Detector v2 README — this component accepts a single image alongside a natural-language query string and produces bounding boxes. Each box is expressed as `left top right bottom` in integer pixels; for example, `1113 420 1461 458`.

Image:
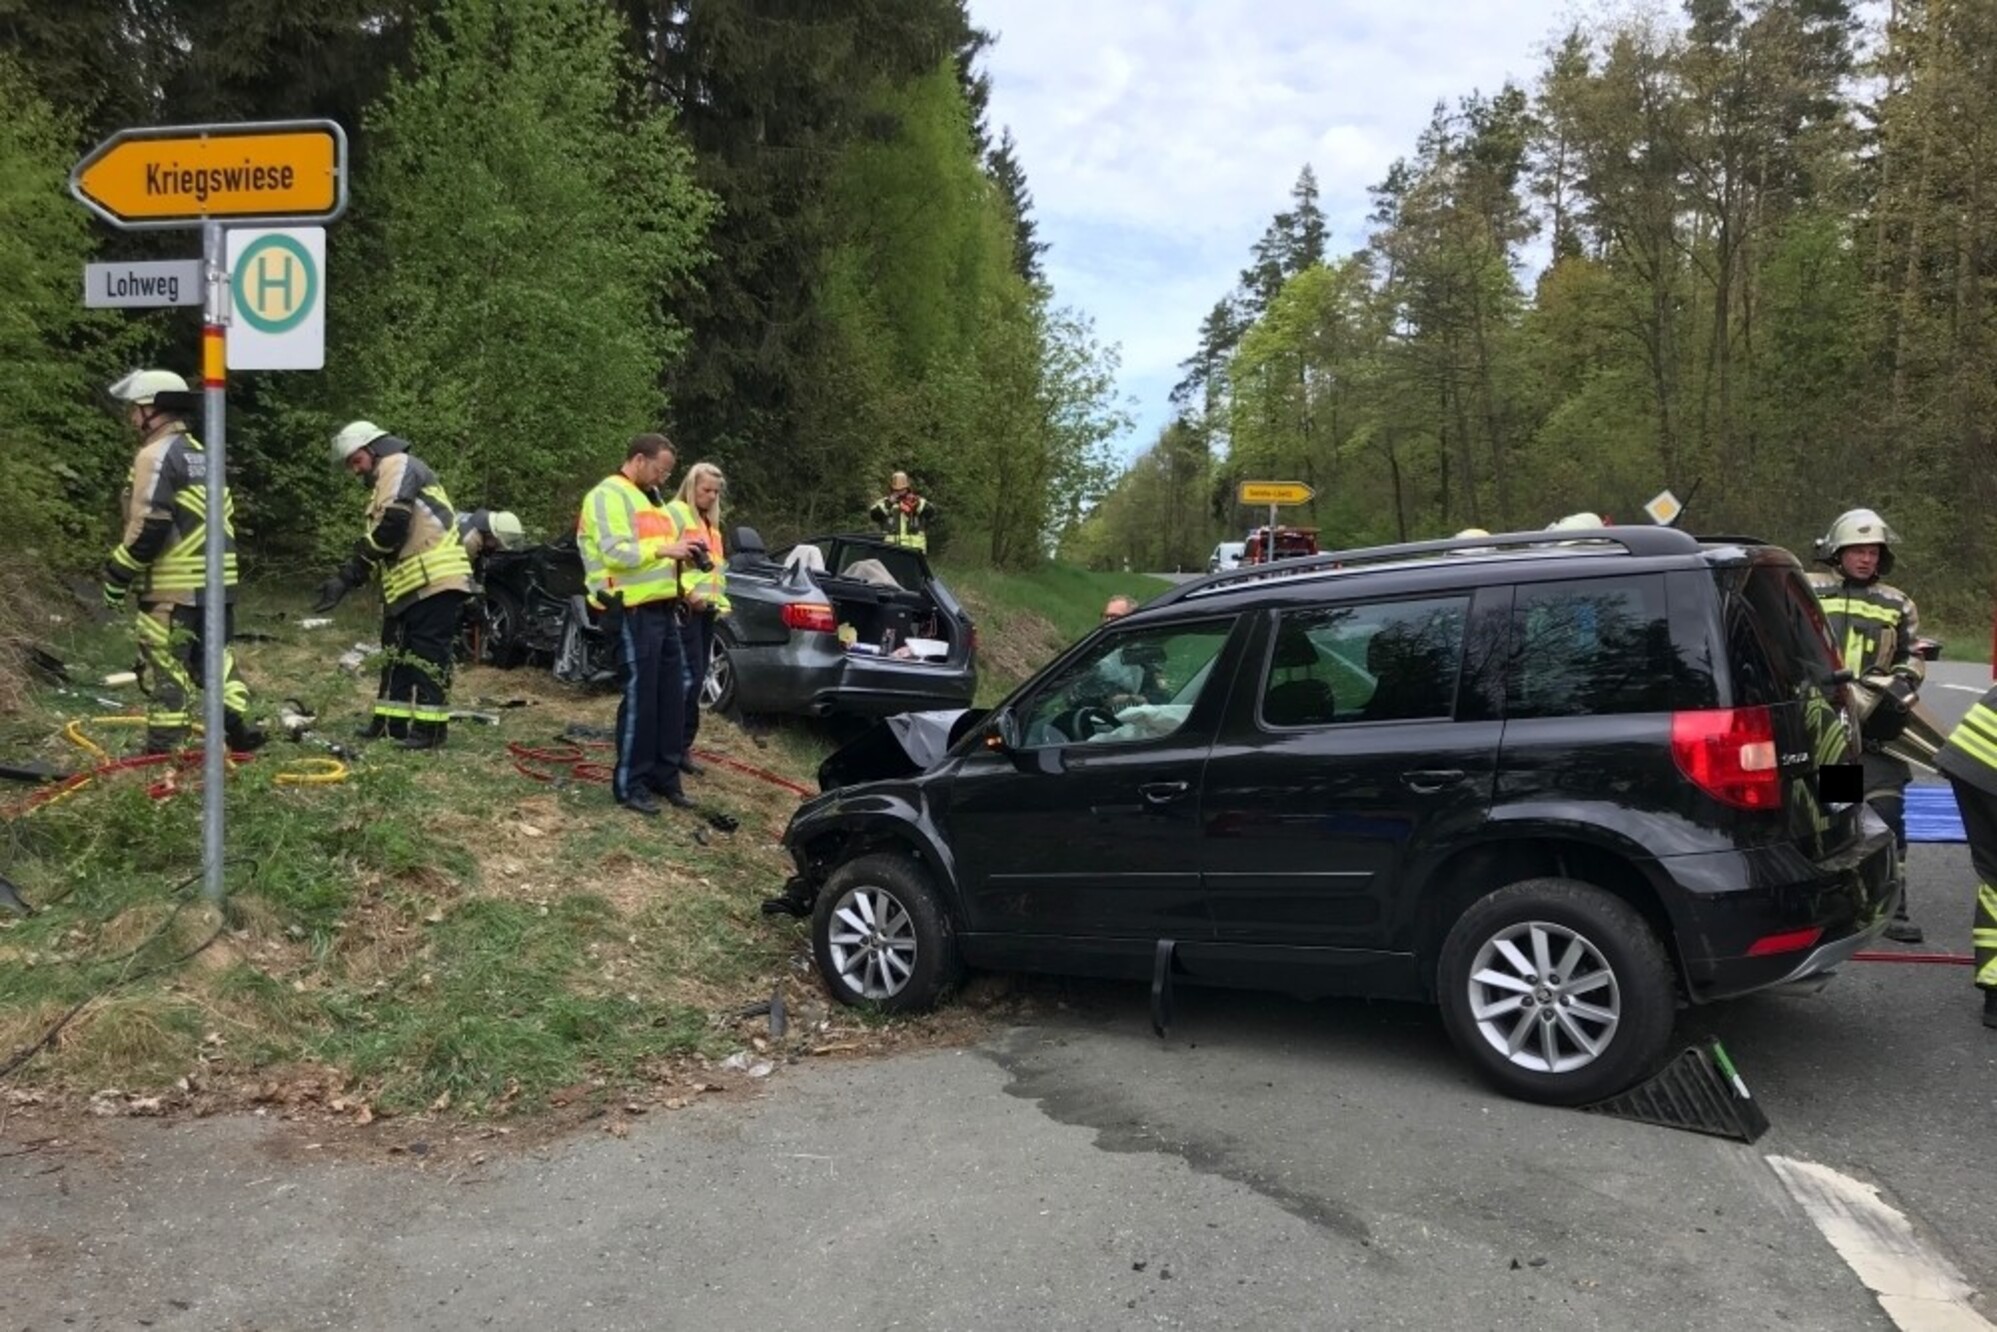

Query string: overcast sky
972 0 1580 458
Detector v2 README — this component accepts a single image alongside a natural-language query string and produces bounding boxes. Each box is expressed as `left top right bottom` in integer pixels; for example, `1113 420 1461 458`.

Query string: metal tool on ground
1582 1040 1770 1143
0 873 33 917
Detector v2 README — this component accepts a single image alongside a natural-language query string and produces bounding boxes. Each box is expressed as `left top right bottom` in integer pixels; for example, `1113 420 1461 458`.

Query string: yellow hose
56 715 348 789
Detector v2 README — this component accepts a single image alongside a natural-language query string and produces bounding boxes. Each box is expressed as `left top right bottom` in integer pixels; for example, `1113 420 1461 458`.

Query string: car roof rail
1153 525 1704 607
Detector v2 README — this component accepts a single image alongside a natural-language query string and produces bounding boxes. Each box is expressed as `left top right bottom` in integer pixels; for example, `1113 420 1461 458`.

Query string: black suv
778 528 1897 1104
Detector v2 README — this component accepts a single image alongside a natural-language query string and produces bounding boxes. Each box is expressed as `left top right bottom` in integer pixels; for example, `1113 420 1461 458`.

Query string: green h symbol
254 254 295 311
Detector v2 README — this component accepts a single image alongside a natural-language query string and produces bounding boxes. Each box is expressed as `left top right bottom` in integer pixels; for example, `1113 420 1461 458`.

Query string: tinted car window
1722 563 1842 704
1260 596 1469 727
1021 619 1233 747
1508 575 1712 717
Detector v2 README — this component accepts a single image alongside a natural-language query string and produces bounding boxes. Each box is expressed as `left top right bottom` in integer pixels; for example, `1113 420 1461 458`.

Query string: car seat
1263 626 1336 726
1361 626 1452 721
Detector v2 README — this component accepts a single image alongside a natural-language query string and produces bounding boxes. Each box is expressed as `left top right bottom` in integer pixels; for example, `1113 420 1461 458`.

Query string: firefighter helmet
108 369 191 407
1814 508 1899 576
330 420 389 464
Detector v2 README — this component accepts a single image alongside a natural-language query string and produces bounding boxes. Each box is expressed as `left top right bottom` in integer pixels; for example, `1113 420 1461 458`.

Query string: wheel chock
1581 1039 1770 1143
1151 938 1176 1038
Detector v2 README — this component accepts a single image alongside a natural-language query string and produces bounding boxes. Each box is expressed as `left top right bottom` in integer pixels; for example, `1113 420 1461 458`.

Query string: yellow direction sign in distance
1238 481 1315 506
70 120 347 230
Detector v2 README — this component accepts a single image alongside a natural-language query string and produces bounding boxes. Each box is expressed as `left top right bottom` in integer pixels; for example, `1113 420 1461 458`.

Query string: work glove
311 576 351 614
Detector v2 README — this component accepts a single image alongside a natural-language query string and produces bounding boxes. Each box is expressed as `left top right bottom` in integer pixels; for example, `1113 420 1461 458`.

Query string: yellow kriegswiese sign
1238 481 1315 506
70 121 346 230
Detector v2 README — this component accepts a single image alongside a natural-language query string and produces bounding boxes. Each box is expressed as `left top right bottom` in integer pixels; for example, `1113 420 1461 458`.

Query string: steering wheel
1052 704 1119 742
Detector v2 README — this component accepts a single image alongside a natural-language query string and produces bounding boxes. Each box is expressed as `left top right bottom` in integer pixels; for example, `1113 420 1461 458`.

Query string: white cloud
972 0 1573 453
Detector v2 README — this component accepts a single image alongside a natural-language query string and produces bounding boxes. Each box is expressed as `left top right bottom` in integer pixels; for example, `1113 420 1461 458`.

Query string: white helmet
489 511 527 550
1814 508 1899 576
108 369 191 406
331 420 389 464
1546 511 1606 533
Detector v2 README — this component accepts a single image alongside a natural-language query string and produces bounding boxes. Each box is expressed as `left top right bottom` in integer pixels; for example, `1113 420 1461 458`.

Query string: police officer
102 370 263 755
868 471 937 551
1809 508 1926 942
664 462 730 775
578 434 696 816
1932 683 1997 1029
314 421 473 750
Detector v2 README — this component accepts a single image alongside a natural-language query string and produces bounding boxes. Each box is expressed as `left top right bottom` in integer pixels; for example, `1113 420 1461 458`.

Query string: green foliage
329 0 715 543
0 57 137 564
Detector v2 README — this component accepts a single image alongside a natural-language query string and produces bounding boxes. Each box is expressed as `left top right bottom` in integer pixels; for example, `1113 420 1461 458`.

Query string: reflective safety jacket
579 473 681 609
868 490 935 551
1938 684 1997 798
664 498 730 614
360 440 472 614
1807 572 1924 683
104 427 238 607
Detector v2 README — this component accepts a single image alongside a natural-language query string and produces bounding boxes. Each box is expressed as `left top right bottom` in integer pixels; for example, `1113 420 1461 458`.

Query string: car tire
812 852 960 1014
702 630 737 714
478 586 526 667
1436 877 1675 1106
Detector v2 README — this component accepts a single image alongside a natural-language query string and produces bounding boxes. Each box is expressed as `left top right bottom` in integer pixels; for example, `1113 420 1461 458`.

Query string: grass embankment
0 561 1153 1120
938 563 1172 704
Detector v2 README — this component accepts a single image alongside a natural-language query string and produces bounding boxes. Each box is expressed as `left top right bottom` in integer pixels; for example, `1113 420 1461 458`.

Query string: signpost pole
199 219 228 907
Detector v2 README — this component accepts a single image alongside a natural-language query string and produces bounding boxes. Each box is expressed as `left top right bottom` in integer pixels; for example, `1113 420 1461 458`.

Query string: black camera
685 541 714 573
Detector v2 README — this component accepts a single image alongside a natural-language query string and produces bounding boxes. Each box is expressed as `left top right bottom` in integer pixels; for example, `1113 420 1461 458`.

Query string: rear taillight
782 602 838 634
1671 706 1781 810
966 625 978 658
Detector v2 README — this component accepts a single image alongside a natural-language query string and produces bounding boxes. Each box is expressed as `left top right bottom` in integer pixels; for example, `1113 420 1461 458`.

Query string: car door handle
1403 769 1467 795
1140 780 1190 805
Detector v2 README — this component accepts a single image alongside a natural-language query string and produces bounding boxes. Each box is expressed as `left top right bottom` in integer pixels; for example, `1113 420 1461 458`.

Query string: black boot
1983 990 1997 1030
225 714 267 753
398 721 447 751
354 716 388 740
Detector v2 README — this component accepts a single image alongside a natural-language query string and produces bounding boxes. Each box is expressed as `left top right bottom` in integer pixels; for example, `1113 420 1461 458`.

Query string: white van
1208 541 1246 573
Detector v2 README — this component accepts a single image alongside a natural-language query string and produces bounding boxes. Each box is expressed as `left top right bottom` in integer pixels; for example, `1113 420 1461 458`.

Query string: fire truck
1242 526 1319 565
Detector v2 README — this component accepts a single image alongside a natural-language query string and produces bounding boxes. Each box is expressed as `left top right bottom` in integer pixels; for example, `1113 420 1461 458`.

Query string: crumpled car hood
816 709 982 791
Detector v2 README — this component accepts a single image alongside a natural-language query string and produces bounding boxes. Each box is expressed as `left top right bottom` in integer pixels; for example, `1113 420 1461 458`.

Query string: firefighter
868 471 937 551
1809 508 1926 942
455 509 526 566
102 370 263 755
579 434 697 816
664 462 731 775
313 422 473 750
1931 683 1997 1029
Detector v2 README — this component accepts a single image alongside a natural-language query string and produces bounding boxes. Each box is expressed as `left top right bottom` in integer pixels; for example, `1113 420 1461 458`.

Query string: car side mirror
982 708 1020 754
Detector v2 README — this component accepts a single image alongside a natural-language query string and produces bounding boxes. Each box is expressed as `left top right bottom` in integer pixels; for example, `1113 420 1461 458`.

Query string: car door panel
940 614 1249 943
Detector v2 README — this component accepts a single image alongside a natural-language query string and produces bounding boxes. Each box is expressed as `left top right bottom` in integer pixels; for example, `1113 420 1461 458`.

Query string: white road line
1767 1155 1994 1331
1937 684 1990 695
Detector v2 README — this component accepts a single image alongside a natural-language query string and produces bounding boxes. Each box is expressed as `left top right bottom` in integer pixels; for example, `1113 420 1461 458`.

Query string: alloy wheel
824 884 918 1001
1466 920 1621 1074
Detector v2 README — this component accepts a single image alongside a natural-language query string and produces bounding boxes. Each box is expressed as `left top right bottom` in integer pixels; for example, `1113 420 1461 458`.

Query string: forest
0 0 1125 576
1066 0 1997 627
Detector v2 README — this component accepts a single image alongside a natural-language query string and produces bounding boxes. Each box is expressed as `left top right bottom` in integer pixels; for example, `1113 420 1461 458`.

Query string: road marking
1937 684 1990 695
1767 1156 1993 1331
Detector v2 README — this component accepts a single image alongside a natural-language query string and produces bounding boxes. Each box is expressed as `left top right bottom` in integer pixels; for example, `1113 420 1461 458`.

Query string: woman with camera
666 462 731 773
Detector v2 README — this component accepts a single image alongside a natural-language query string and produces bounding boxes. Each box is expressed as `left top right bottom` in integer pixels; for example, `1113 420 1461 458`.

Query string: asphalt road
6 830 1990 1331
6 652 1989 1331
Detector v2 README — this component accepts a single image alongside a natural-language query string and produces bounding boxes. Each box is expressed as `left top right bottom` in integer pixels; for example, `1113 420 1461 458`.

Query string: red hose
507 739 811 799
3 748 257 818
1852 950 1975 966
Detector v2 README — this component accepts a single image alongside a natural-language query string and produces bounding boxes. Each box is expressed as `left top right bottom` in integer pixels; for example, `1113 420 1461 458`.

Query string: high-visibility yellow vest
109 431 239 606
1939 684 1997 795
364 449 472 612
579 474 681 608
665 498 730 613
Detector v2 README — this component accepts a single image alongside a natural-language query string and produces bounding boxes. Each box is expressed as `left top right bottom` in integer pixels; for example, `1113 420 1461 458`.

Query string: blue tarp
1906 783 1967 843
